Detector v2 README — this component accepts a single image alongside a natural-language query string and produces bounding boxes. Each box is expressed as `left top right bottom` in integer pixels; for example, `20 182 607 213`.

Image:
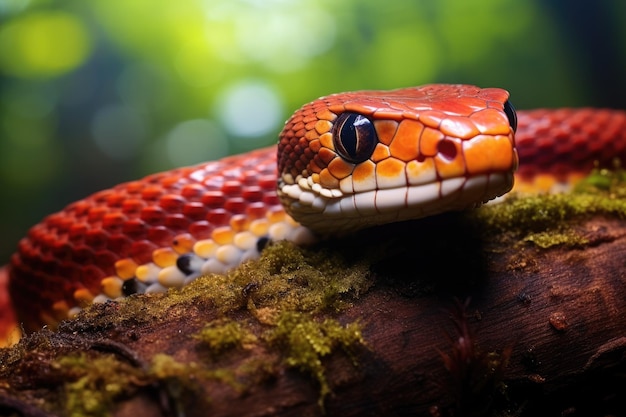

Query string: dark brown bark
1 195 625 417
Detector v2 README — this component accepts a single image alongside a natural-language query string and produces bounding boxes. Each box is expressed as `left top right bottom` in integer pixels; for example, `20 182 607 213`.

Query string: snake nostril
437 139 457 160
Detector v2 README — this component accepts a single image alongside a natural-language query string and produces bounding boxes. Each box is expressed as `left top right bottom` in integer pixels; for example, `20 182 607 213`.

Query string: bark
1 190 625 417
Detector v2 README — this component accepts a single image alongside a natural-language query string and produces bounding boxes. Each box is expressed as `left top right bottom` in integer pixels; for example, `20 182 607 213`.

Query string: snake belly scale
6 84 626 332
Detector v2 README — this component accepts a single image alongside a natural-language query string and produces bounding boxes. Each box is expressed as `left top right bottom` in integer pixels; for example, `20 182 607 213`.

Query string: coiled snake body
6 84 626 332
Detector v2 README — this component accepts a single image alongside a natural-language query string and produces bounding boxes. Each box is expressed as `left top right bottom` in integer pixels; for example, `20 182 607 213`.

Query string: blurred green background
1 0 625 264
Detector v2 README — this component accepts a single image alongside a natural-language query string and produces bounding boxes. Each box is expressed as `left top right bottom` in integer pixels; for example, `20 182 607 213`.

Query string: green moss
57 353 144 417
265 311 365 406
474 167 626 247
193 318 258 355
149 352 240 391
56 352 242 417
523 230 588 248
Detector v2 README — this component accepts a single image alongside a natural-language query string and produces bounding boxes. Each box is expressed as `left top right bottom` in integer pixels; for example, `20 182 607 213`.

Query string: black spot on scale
176 253 196 275
256 236 270 253
122 278 146 296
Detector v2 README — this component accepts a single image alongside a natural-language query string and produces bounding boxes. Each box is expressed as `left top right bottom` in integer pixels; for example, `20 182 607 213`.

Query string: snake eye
504 100 517 133
332 112 378 164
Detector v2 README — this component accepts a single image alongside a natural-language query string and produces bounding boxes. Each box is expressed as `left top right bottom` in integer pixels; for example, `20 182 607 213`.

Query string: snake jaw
278 171 514 235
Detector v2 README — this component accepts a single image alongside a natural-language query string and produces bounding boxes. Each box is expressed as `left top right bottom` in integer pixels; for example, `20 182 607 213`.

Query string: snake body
6 84 626 332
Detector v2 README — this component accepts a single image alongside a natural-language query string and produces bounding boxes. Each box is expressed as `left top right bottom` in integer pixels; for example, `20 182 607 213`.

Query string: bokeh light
0 11 92 78
91 105 146 161
216 81 283 138
165 119 229 167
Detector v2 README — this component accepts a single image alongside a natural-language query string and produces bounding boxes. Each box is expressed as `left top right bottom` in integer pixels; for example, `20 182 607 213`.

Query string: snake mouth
279 170 514 235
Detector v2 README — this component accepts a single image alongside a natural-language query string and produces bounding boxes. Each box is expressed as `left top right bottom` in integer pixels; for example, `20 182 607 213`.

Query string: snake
4 84 626 333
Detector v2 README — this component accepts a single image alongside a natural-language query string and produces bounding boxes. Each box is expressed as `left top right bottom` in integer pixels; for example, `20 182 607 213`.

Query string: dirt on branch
1 173 626 417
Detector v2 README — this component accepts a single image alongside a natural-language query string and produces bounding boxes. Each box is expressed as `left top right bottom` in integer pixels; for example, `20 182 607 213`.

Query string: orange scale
372 108 404 121
301 108 316 118
315 108 337 121
305 129 319 140
305 121 318 131
375 158 407 187
309 160 323 174
371 143 390 162
289 114 303 125
388 120 423 162
328 103 347 114
418 111 447 129
317 147 336 165
319 169 340 189
464 134 516 175
152 247 178 268
292 121 305 131
74 288 94 305
439 116 480 140
172 233 195 254
420 127 444 157
308 139 322 153
434 139 466 179
267 207 287 223
114 258 138 279
374 120 399 145
230 214 250 232
343 102 379 115
319 132 333 149
328 157 354 180
469 108 511 135
212 226 234 245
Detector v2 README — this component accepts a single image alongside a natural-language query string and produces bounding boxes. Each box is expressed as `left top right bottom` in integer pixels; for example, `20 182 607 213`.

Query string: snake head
277 84 518 234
